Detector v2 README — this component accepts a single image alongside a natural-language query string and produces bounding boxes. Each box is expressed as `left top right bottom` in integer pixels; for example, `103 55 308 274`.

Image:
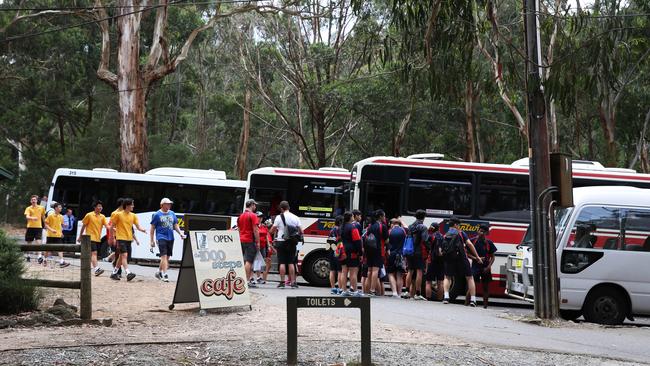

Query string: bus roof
573 186 650 207
51 168 246 188
248 167 351 180
352 156 650 183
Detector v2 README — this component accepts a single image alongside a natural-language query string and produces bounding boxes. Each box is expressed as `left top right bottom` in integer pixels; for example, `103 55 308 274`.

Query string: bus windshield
520 207 572 248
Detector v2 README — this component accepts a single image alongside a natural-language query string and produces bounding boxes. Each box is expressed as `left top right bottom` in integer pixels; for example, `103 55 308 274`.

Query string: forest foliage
1 0 649 221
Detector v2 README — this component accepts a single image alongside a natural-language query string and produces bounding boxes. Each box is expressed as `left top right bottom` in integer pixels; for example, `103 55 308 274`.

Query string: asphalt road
81 260 650 363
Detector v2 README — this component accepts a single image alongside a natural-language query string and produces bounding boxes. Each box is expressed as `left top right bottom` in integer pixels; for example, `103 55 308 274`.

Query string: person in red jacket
255 212 272 284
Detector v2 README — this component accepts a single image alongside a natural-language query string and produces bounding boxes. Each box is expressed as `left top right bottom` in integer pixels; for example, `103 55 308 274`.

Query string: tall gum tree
3 0 309 172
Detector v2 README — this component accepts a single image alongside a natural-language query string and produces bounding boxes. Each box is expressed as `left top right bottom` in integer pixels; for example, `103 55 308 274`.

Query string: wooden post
80 235 92 320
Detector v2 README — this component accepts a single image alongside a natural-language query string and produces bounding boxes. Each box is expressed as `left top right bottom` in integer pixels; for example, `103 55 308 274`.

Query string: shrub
0 230 40 314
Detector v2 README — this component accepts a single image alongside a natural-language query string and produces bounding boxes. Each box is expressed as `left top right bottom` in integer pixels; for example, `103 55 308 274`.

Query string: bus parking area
1 259 648 365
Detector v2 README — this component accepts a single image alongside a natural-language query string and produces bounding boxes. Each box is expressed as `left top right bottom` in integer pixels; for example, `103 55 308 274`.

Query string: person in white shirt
269 201 303 288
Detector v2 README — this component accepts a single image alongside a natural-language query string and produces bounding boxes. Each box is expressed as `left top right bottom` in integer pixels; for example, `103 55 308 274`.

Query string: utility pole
523 0 559 319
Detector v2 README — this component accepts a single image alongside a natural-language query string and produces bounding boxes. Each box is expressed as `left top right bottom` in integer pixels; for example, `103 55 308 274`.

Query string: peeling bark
235 89 252 180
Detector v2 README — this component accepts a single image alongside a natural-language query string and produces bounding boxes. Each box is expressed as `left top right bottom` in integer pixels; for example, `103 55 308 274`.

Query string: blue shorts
158 239 173 257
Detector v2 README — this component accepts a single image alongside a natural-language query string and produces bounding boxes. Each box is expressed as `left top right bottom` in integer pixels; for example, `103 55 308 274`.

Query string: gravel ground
0 339 642 365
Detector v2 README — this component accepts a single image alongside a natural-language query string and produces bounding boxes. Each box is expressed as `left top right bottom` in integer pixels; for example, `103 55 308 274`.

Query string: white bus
350 155 650 299
48 167 246 262
245 167 351 286
507 186 650 324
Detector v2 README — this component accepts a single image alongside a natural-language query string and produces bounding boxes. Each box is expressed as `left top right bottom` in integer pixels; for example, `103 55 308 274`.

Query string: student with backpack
363 210 389 297
338 211 363 296
406 209 429 300
441 217 483 306
269 201 303 288
472 224 497 308
327 215 344 294
425 222 445 301
387 218 407 298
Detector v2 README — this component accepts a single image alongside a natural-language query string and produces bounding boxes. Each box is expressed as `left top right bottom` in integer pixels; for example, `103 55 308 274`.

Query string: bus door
362 182 402 220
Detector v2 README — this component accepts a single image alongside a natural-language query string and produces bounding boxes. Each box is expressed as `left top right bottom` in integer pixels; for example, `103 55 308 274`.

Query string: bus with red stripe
349 154 650 299
245 167 351 286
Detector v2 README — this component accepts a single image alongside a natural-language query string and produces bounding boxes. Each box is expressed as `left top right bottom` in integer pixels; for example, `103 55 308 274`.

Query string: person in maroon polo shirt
237 199 260 287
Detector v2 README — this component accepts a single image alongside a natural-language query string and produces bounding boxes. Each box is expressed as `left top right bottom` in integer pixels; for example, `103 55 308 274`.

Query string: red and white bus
350 154 650 298
245 167 351 286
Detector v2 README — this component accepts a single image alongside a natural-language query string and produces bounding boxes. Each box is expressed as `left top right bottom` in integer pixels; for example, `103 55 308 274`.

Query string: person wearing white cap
150 197 185 282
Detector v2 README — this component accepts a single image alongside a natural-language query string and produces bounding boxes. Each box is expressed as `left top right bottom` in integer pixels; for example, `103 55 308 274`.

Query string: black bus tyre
559 309 582 321
302 252 330 287
583 287 626 325
448 275 467 301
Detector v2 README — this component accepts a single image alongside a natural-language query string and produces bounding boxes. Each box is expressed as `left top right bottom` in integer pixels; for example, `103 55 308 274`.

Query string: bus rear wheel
583 287 626 325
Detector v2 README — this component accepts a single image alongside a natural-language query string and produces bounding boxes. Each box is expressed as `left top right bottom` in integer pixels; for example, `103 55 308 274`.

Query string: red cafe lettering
201 269 246 300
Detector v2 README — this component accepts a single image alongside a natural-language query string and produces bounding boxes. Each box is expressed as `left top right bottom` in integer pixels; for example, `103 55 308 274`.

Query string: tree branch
94 0 117 89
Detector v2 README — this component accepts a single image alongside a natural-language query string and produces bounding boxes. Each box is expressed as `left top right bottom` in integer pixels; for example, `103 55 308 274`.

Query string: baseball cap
245 199 258 208
160 198 173 205
479 223 490 232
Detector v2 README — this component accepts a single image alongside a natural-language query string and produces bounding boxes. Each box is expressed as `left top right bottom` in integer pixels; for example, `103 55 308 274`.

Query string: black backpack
441 230 464 258
281 214 302 243
364 225 378 251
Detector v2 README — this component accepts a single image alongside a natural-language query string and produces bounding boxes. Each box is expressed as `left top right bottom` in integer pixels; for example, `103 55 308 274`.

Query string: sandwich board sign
170 214 251 311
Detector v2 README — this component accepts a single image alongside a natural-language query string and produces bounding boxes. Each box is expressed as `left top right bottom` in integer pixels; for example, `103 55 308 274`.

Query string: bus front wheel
301 252 330 287
583 287 627 325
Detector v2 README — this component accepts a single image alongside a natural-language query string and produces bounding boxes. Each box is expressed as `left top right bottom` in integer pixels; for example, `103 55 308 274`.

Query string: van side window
567 206 621 250
623 209 650 252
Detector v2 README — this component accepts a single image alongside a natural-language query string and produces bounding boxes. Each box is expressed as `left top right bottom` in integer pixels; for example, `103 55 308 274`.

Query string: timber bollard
80 235 92 320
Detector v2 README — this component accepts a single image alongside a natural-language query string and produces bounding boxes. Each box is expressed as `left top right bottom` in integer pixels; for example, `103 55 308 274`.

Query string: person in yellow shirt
78 201 110 276
44 202 70 268
110 198 146 281
107 198 124 277
24 195 46 263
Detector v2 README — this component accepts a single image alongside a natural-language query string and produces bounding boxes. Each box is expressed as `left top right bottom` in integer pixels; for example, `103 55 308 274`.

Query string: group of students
24 195 184 284
327 209 497 308
237 199 301 289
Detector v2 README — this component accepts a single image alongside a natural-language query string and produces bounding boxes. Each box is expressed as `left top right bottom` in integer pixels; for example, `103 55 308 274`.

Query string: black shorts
425 257 445 282
25 228 42 242
386 252 405 274
473 268 492 283
328 250 341 272
444 257 472 278
91 241 100 252
407 255 425 271
275 240 296 266
241 242 257 263
46 236 62 244
360 263 368 277
158 239 174 257
117 240 132 254
366 252 384 268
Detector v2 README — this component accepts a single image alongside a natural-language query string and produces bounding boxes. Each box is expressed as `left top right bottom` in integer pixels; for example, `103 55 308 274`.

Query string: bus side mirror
550 153 574 208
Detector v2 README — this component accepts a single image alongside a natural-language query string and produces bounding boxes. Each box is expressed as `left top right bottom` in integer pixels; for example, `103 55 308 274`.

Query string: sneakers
469 301 477 307
392 294 401 299
340 290 351 296
126 273 136 282
37 257 44 265
163 274 169 282
352 290 363 297
257 277 266 284
110 273 120 281
94 268 104 276
443 297 450 304
248 281 258 288
59 261 70 268
290 282 299 289
277 282 285 288
330 288 339 295
400 291 409 299
155 272 162 280
413 295 426 301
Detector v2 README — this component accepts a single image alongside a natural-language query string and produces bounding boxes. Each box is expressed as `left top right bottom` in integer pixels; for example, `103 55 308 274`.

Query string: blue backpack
402 235 415 256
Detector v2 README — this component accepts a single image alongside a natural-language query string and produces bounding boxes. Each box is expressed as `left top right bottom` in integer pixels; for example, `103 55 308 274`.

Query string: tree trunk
464 80 477 162
598 99 617 166
196 82 208 154
235 89 252 180
393 92 415 157
117 5 148 173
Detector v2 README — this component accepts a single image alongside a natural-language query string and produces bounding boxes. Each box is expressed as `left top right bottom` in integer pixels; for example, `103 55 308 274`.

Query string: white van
506 186 650 324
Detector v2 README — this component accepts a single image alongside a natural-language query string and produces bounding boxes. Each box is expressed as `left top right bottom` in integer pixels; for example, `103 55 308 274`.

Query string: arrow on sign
344 298 351 307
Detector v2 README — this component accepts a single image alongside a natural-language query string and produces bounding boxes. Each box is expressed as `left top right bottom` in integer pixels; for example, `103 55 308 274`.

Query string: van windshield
520 207 572 247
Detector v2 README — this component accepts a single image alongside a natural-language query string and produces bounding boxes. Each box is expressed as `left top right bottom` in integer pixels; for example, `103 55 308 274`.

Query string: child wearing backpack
328 215 344 294
338 211 363 296
442 217 483 306
425 222 445 301
406 209 429 300
363 210 389 296
387 218 407 298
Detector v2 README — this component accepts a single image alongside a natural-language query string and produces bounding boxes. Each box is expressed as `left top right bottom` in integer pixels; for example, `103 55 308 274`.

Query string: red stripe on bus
370 159 650 182
273 169 351 179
